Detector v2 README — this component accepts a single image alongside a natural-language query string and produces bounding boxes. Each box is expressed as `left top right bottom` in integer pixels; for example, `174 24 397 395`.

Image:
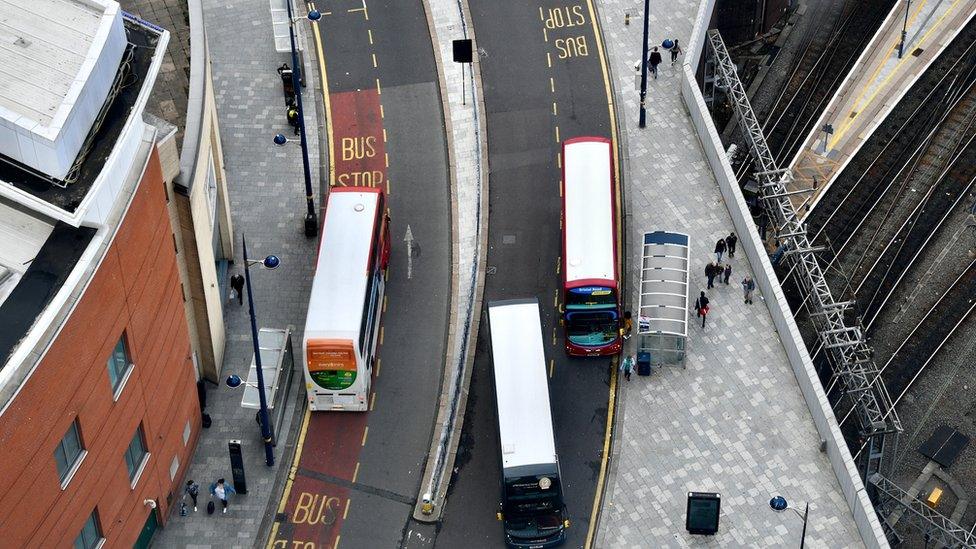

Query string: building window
106 335 133 397
74 509 102 549
124 426 149 485
54 420 85 486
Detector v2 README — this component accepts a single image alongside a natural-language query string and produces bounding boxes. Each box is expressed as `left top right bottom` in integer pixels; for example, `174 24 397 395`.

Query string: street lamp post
898 0 911 59
770 495 809 548
239 235 280 466
284 2 321 237
638 0 650 128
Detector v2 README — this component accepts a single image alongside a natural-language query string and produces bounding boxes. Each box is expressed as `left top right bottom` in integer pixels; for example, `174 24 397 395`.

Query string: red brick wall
0 148 201 547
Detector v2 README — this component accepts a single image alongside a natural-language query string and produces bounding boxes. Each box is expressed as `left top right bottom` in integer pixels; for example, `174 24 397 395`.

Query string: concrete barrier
680 1 889 546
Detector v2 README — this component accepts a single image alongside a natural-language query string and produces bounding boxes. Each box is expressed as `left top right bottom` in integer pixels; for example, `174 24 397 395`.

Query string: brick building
0 1 200 546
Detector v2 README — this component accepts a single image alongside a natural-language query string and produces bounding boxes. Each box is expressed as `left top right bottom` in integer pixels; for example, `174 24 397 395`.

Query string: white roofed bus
303 187 390 411
561 137 621 357
487 299 569 548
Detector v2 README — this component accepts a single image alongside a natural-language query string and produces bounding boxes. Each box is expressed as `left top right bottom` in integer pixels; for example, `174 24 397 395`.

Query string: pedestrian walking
723 263 732 285
742 276 756 304
210 478 236 514
705 262 718 289
694 291 710 328
670 38 682 66
229 273 245 306
622 310 633 340
184 480 200 512
714 238 727 263
620 355 634 381
725 232 738 258
649 47 662 79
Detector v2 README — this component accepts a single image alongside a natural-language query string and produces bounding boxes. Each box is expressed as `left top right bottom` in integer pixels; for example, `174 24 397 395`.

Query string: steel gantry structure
703 29 901 473
870 474 976 548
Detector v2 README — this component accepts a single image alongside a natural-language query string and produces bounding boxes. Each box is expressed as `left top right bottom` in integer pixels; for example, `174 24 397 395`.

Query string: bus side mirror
496 512 504 521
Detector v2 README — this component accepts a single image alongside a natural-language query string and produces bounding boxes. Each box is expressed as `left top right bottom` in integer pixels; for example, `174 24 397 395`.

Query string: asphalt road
270 1 450 548
433 1 615 547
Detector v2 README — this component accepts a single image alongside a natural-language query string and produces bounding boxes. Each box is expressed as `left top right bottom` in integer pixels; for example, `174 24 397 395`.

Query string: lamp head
307 9 321 21
769 496 788 512
262 255 281 270
226 374 243 388
273 134 288 146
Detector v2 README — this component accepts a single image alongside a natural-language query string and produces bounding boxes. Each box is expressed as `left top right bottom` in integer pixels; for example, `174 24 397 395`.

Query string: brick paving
594 0 864 546
151 0 323 546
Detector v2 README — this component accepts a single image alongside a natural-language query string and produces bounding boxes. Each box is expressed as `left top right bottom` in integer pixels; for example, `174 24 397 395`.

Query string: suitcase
207 501 215 515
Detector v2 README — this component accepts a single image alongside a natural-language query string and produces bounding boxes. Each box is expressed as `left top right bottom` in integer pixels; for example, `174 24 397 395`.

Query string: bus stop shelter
241 326 296 445
637 231 690 368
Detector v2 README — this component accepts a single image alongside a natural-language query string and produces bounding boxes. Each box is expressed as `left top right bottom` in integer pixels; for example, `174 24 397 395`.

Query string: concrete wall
680 1 889 547
0 149 201 546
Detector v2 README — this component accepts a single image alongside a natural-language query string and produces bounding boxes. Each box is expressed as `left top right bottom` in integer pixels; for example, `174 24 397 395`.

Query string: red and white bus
303 187 390 411
561 137 621 356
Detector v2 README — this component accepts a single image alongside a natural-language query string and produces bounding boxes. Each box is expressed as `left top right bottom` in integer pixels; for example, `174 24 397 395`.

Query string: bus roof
563 138 616 285
305 188 381 340
487 299 557 471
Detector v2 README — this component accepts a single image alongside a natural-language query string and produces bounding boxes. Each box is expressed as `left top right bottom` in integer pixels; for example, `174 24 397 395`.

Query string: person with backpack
694 291 710 328
742 276 756 304
210 478 237 514
184 480 200 512
670 38 682 66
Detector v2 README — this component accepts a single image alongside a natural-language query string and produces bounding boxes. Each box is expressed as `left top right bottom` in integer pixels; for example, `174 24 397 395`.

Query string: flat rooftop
0 0 103 126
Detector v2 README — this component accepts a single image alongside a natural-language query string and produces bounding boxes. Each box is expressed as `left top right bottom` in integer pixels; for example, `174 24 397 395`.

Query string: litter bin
637 352 652 376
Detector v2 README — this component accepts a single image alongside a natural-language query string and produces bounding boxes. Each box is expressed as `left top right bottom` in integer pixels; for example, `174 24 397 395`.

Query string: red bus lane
271 88 386 549
331 90 387 191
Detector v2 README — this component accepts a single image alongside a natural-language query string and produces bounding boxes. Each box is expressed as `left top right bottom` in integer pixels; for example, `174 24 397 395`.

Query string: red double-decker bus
561 137 621 356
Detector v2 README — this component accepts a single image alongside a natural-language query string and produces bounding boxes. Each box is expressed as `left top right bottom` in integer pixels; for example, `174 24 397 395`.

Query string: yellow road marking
386 178 390 195
352 462 360 482
556 256 561 274
539 6 544 21
343 498 351 520
368 28 374 45
375 358 381 377
334 536 341 549
383 295 388 312
552 102 558 116
553 289 559 307
372 53 378 68
544 28 549 42
550 77 555 93
552 327 557 346
547 52 552 68
370 391 376 410
308 1 335 187
559 178 562 197
266 406 312 548
584 0 621 546
380 104 385 118
383 128 388 142
376 78 382 95
557 151 561 168
555 125 560 143
379 326 384 344
385 152 389 168
361 426 369 446
549 359 555 378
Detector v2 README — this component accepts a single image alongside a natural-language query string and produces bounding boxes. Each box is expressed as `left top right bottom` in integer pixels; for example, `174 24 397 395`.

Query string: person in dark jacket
694 291 710 328
649 47 663 79
742 276 756 304
714 238 727 262
725 232 738 258
185 480 200 512
705 262 718 289
723 263 732 285
670 39 683 66
230 273 245 306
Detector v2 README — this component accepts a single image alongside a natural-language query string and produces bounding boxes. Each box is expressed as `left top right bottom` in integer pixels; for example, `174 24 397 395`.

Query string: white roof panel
638 232 690 337
305 190 380 340
563 138 615 283
488 299 557 470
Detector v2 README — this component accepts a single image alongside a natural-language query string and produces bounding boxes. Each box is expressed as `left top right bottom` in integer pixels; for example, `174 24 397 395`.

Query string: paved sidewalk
594 0 863 546
790 0 976 212
153 0 323 546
